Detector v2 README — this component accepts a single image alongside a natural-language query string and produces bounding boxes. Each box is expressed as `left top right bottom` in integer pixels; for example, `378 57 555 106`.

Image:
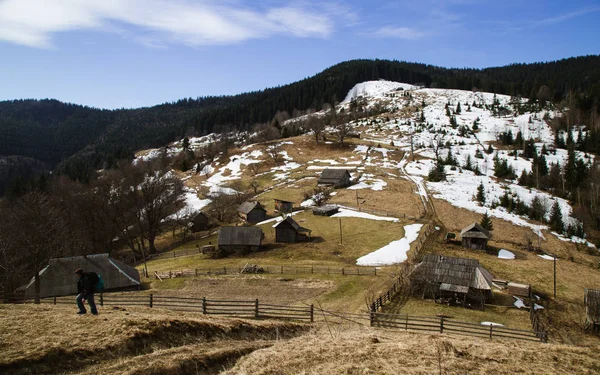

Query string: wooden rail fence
370 223 435 312
153 265 378 279
22 293 314 322
371 312 546 342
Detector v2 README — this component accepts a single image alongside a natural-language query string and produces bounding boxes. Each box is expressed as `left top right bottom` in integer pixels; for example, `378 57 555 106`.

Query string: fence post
255 299 259 319
281 266 283 274
169 271 172 278
489 324 493 339
100 292 103 307
202 297 207 315
374 268 377 276
310 305 314 323
405 314 409 330
173 252 176 258
342 268 345 276
440 317 444 333
224 267 227 275
370 309 375 326
149 294 153 308
53 296 56 305
195 269 198 277
311 266 314 274
357 267 360 276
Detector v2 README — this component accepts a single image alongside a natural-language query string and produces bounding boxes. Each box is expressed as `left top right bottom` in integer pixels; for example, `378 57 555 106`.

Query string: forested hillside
1 56 599 189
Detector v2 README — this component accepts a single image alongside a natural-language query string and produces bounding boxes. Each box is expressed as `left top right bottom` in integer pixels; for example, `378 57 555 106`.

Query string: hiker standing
75 268 98 315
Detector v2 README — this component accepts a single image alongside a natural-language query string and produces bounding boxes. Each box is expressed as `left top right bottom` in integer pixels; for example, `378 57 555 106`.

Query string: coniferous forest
1 56 600 189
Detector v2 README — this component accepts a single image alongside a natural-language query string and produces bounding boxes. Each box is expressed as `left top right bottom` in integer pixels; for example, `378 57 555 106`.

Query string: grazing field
2 304 600 375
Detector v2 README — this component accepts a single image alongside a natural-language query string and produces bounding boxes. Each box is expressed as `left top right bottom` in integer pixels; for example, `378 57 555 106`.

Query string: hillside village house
217 226 263 256
22 254 141 298
274 198 294 213
190 211 210 232
460 223 491 250
274 217 312 243
411 254 494 307
318 169 352 188
237 201 267 224
585 289 600 335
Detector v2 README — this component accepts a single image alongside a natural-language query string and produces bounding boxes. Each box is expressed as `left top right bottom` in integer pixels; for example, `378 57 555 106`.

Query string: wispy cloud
532 6 600 27
0 0 341 48
373 26 425 40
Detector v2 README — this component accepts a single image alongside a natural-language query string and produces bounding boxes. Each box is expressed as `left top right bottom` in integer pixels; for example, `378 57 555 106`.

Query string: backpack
88 272 104 292
95 274 105 292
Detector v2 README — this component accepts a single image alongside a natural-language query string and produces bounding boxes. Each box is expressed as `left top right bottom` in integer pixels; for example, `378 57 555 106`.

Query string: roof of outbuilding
218 226 263 246
318 169 350 182
460 222 491 239
237 201 266 214
411 254 493 290
274 217 311 233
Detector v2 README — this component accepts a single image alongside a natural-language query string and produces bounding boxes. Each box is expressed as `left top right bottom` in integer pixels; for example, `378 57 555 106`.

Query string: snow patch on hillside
343 80 418 103
356 223 423 266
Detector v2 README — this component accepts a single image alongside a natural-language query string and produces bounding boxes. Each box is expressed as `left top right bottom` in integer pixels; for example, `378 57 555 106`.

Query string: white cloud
373 26 425 40
0 0 337 48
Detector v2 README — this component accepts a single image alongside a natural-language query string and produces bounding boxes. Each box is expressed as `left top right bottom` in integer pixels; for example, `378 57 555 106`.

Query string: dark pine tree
480 211 494 231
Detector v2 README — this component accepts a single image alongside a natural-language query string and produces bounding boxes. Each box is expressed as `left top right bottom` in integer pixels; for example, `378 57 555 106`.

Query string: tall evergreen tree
476 182 486 205
480 211 494 231
549 200 564 233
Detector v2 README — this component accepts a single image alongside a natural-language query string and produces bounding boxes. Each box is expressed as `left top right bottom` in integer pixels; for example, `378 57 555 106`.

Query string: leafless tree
305 114 325 144
265 143 284 165
1 192 70 302
209 189 240 222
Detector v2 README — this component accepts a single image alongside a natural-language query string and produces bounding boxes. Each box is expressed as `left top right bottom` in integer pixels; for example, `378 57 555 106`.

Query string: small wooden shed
318 169 351 188
274 198 294 213
217 226 263 256
237 201 267 224
460 223 491 250
274 217 312 243
190 212 210 232
507 282 531 298
584 289 600 335
411 254 494 306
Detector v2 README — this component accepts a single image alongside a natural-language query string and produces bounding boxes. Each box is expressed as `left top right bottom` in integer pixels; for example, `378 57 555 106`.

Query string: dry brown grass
225 325 600 375
0 304 307 375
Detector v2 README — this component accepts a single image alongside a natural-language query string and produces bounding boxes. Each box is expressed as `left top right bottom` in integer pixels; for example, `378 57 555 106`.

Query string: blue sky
0 0 598 109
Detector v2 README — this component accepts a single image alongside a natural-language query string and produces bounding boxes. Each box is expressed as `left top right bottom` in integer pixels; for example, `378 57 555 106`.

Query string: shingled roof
218 226 263 246
237 201 266 215
22 254 140 297
318 169 350 184
460 222 491 239
411 254 493 290
274 216 311 233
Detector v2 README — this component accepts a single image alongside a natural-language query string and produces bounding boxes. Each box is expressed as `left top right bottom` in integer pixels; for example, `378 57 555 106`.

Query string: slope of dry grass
224 326 600 375
0 304 307 375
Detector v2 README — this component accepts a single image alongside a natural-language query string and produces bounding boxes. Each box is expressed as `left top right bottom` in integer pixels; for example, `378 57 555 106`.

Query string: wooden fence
370 223 436 312
27 293 314 322
529 304 549 342
371 312 545 342
154 265 378 279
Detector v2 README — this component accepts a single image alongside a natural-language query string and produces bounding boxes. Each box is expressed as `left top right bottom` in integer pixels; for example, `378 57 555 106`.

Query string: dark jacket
77 273 97 295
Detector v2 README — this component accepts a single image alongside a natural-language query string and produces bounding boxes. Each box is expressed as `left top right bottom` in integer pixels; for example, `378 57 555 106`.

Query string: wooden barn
318 169 351 188
237 201 267 224
217 226 263 256
460 223 491 250
22 254 141 298
274 217 312 243
190 212 210 232
274 198 294 213
411 254 494 307
584 289 600 335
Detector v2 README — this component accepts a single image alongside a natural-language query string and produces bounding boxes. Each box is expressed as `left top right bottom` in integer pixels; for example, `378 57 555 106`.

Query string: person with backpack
75 268 99 315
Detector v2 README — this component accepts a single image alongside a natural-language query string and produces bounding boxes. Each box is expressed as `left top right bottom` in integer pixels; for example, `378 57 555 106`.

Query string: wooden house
584 289 600 335
274 217 311 243
411 254 494 307
217 226 263 256
460 222 491 250
274 198 294 213
318 169 351 188
237 201 267 224
190 212 210 232
22 254 141 298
